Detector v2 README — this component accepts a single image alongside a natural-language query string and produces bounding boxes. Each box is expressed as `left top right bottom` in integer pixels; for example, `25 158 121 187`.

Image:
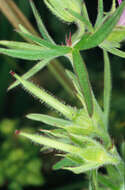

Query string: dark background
0 0 125 189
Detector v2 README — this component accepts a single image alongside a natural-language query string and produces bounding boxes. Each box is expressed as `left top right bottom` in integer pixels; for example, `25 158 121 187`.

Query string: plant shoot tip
15 130 20 135
10 70 15 76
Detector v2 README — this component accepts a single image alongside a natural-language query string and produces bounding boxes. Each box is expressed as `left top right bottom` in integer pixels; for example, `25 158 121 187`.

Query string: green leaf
107 165 122 182
30 0 54 43
39 129 67 138
67 154 85 165
95 0 103 28
17 31 54 48
53 157 78 170
107 27 125 43
66 69 84 99
111 0 116 12
26 113 73 128
82 1 92 28
63 125 93 136
12 73 76 120
100 44 125 58
0 41 43 50
69 134 101 148
95 12 113 31
0 47 70 60
17 31 71 52
103 50 111 129
81 146 119 166
72 50 93 116
26 113 95 137
92 92 105 127
19 131 83 154
0 48 43 60
8 58 52 90
66 70 107 140
66 70 105 124
63 163 100 174
75 1 125 50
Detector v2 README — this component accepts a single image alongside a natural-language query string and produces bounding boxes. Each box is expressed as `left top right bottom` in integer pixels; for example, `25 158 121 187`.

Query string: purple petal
118 0 122 5
117 9 125 26
117 0 125 26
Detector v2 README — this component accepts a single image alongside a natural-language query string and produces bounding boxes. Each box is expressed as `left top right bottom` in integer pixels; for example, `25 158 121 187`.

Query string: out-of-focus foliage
0 119 44 190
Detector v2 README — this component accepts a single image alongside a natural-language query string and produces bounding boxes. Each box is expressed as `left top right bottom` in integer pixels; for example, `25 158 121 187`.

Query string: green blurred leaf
98 174 118 190
8 182 22 190
121 142 125 161
0 119 44 188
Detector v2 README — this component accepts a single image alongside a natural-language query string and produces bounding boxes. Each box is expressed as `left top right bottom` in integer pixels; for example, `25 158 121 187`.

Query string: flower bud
44 0 83 23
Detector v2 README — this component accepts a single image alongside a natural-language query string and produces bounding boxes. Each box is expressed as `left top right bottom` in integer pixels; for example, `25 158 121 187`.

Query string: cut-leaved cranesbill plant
1 0 125 189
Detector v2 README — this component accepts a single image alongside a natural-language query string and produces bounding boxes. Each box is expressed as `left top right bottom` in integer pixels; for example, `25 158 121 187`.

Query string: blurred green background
0 0 125 189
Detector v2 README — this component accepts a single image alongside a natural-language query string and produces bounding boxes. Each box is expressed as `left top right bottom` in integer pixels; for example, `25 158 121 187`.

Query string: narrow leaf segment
8 58 55 90
75 1 125 50
30 0 54 43
72 50 93 116
10 72 76 120
19 131 82 154
100 43 125 58
95 0 104 28
103 50 111 128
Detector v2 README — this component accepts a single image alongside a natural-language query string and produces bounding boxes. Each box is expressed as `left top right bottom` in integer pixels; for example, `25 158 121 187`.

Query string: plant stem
0 0 37 35
92 170 99 190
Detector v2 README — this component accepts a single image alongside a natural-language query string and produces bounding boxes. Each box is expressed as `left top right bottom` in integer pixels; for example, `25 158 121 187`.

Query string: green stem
92 170 99 190
103 50 111 129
